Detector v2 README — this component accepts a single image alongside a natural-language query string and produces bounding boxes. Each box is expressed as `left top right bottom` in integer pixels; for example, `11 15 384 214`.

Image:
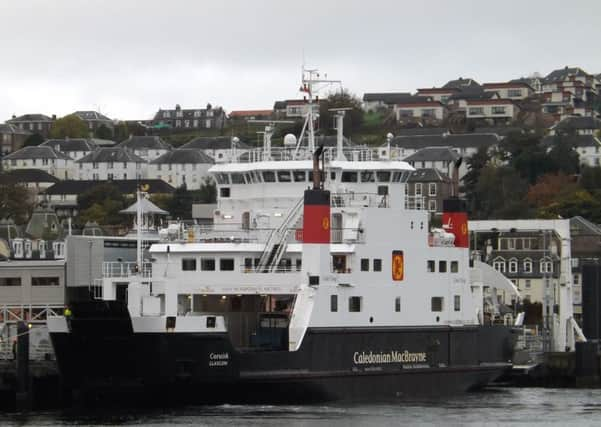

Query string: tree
23 133 45 147
500 132 555 184
113 122 130 142
77 183 128 226
538 190 601 222
318 90 364 134
0 183 36 224
50 114 89 138
547 135 579 175
461 146 490 213
192 178 217 204
167 185 193 219
94 124 113 140
580 166 601 192
472 165 532 219
526 173 579 209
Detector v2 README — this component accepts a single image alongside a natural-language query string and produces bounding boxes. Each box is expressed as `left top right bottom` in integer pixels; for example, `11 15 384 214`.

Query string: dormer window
540 259 553 273
509 259 518 273
523 259 533 273
493 258 506 272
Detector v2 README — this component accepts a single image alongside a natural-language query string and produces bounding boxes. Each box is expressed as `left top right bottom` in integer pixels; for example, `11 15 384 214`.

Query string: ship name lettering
353 350 427 365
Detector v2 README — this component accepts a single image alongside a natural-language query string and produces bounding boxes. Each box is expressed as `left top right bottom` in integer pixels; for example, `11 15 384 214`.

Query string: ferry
47 69 519 403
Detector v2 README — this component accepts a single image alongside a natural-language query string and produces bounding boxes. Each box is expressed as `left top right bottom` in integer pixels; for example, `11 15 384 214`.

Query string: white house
402 147 466 180
388 133 500 160
393 101 446 122
482 82 534 100
1 146 75 179
465 99 519 123
543 135 601 168
117 135 172 161
76 147 147 181
40 138 100 161
180 136 249 164
148 149 215 190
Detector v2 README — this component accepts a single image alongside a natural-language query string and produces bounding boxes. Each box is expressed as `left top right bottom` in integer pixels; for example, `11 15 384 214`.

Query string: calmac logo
461 223 468 235
392 251 404 281
322 216 330 230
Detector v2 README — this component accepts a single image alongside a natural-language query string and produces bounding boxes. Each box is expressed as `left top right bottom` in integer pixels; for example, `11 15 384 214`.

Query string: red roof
229 110 272 118
482 82 531 89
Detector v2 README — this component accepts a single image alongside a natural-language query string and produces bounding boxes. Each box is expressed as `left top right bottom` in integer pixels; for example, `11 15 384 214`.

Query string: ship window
262 171 276 182
341 171 358 182
220 187 230 198
277 170 291 182
395 297 401 312
215 173 230 184
32 277 59 286
349 296 362 312
330 171 336 180
231 173 245 184
293 170 306 182
330 295 338 312
245 172 253 183
181 258 197 271
0 277 21 286
296 259 302 271
392 172 403 182
454 295 461 312
201 258 215 271
360 258 369 271
431 297 443 312
451 261 459 273
244 258 253 271
427 260 435 272
373 259 382 272
360 171 375 183
376 171 391 182
439 261 447 273
206 316 216 328
220 258 235 271
252 171 262 183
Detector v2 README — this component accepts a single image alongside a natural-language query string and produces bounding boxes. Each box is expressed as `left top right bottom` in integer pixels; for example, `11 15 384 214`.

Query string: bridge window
431 297 443 312
181 258 197 271
32 277 60 286
451 261 459 273
215 173 229 184
395 297 401 312
262 171 276 182
360 258 370 271
277 170 291 182
341 171 358 182
0 278 21 286
427 260 435 272
244 172 253 183
330 295 338 312
220 258 235 271
373 259 382 272
349 296 362 312
201 258 216 271
360 171 375 183
376 171 391 182
454 295 461 312
230 173 245 184
293 170 306 182
439 261 447 273
252 171 262 183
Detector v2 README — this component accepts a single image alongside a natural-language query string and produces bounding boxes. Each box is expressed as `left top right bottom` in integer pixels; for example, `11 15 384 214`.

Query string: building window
32 277 59 286
439 260 447 273
540 260 553 273
395 297 401 312
201 258 215 271
415 183 422 196
349 296 362 312
450 261 459 273
427 260 435 272
181 258 197 271
0 277 21 286
573 274 579 285
92 162 98 169
431 297 443 312
428 199 437 212
468 107 484 115
525 279 531 289
492 106 506 115
361 258 369 271
507 89 522 97
220 258 234 271
330 295 338 312
493 259 506 272
523 259 532 273
428 183 437 196
373 259 382 272
509 259 518 273
454 295 461 312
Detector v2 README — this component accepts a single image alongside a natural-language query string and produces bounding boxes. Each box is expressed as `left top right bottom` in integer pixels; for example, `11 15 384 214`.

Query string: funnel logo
461 223 468 235
322 217 330 231
392 250 404 281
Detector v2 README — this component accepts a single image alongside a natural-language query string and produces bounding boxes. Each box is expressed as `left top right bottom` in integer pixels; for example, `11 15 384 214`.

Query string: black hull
50 302 516 404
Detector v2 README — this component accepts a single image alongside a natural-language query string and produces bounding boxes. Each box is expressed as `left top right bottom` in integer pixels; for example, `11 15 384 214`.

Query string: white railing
239 146 376 163
331 193 389 209
102 261 152 278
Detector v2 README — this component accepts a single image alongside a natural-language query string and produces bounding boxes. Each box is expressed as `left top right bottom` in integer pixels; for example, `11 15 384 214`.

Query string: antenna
248 120 294 161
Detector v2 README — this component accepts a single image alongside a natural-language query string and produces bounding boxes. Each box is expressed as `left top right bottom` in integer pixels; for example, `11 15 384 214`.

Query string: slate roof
394 127 449 136
118 135 172 150
72 111 112 122
544 67 590 83
448 90 495 101
570 216 601 236
553 116 601 131
408 168 451 183
7 114 53 122
273 101 287 110
2 146 72 160
44 179 175 195
542 135 601 148
153 105 223 121
473 127 525 137
390 133 499 149
41 138 98 152
77 147 146 163
443 78 481 90
404 147 460 163
151 149 214 164
120 198 168 215
0 169 59 184
362 92 413 104
181 136 249 150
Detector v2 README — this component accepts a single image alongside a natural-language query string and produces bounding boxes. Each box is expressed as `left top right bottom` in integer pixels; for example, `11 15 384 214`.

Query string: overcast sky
1 0 600 121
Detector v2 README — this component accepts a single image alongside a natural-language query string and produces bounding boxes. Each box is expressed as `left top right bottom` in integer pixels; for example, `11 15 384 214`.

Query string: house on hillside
72 111 114 135
180 136 249 163
549 116 601 136
406 168 452 215
40 138 100 161
542 134 601 167
6 114 54 137
389 133 500 160
541 66 597 121
362 92 412 112
1 146 74 179
76 147 147 180
482 82 535 100
0 123 31 154
148 149 214 190
152 104 226 130
403 147 464 179
0 169 59 193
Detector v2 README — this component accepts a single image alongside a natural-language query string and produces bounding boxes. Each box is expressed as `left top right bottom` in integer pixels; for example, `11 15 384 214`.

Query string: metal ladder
256 197 304 272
